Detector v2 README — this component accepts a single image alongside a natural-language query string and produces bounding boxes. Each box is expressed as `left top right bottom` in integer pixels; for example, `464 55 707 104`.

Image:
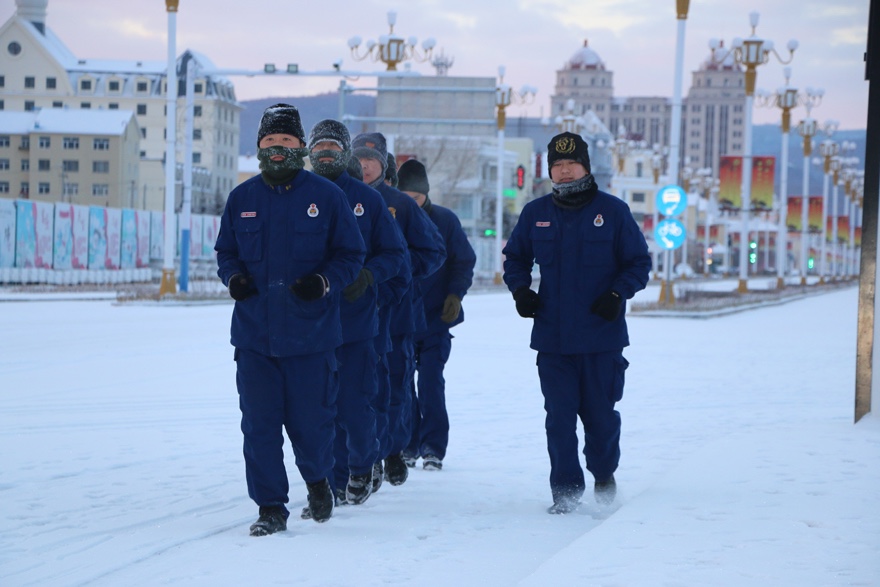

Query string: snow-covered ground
1 284 877 586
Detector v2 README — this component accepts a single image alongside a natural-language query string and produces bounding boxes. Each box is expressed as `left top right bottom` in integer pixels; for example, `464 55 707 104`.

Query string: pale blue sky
2 0 870 128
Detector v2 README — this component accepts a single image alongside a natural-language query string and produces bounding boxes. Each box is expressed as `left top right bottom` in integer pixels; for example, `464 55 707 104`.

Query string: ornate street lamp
493 66 536 283
554 98 587 134
160 0 180 296
817 124 840 282
709 11 797 293
794 87 823 284
347 11 436 71
756 66 800 288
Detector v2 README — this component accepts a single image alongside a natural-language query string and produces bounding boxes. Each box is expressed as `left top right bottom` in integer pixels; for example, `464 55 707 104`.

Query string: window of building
108 103 119 110
194 82 203 93
21 159 29 171
25 76 35 88
192 152 201 164
46 77 56 89
0 99 4 110
52 101 62 108
0 158 8 170
92 184 109 196
62 160 79 172
20 182 29 196
0 182 8 194
93 138 109 150
38 182 50 194
92 161 110 173
63 182 78 196
140 151 146 158
136 104 147 115
38 159 50 171
140 128 147 139
63 137 79 149
21 136 29 149
632 192 646 203
194 105 202 117
108 80 120 92
7 42 21 56
38 136 50 148
0 135 9 147
24 101 35 111
636 162 644 178
0 75 4 87
193 128 202 140
136 80 148 93
80 79 92 91
80 102 91 109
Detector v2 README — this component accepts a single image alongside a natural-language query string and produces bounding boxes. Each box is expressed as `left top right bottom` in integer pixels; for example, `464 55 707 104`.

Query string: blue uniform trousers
406 331 453 459
332 340 380 491
235 348 338 511
386 333 415 456
536 350 628 501
373 352 391 459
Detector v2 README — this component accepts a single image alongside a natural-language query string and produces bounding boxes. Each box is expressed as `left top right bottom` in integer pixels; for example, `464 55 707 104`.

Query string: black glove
342 268 374 302
591 290 622 321
290 274 329 301
441 294 462 323
513 287 540 318
228 273 257 301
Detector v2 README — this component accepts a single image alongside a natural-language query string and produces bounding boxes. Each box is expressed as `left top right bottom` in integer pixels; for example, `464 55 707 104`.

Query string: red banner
807 196 823 233
787 196 803 232
718 156 775 211
718 156 742 209
751 156 776 211
838 217 850 244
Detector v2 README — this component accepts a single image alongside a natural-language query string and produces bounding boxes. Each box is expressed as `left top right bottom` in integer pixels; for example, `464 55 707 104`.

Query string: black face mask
308 149 349 180
258 145 309 184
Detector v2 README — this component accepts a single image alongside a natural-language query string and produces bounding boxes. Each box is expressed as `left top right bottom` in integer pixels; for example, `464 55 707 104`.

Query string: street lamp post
493 66 536 284
757 66 799 288
347 11 436 71
159 0 179 297
794 88 822 284
710 12 797 293
818 125 840 283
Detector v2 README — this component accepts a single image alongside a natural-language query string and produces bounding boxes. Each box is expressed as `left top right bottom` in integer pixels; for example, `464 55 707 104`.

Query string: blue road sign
654 218 687 250
656 184 687 217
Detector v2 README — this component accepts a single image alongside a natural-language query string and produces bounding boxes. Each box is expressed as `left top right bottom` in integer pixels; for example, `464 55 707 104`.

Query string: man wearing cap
352 132 446 488
305 119 407 510
502 131 651 514
215 104 366 534
397 159 476 472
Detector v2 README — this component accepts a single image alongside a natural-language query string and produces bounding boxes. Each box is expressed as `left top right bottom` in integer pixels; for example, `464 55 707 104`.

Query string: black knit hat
346 155 364 181
257 103 305 146
308 119 351 152
351 132 388 174
385 152 399 187
397 159 429 195
547 131 591 172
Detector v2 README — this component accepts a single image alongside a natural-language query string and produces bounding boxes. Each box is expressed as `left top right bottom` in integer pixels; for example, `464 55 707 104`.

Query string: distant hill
239 93 376 156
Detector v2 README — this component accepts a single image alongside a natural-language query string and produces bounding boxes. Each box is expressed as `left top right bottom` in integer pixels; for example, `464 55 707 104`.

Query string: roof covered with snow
567 40 606 71
0 109 136 135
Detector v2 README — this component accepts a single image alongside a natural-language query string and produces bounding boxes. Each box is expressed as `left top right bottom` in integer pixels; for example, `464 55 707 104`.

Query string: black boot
594 475 617 505
249 505 288 536
384 452 409 486
346 470 374 505
306 478 334 523
372 460 384 493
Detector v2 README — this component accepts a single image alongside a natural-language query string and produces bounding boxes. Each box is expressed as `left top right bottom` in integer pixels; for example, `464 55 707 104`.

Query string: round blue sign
654 218 687 250
655 184 687 217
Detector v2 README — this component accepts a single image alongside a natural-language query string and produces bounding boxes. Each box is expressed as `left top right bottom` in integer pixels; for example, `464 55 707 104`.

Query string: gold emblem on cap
555 137 577 155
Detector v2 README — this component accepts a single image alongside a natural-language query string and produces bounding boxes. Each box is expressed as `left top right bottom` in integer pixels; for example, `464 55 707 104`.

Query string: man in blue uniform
352 132 446 488
397 159 476 471
215 104 365 534
306 119 406 510
502 131 651 514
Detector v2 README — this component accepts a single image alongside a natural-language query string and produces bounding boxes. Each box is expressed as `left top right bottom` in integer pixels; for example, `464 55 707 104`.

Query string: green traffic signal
484 229 497 237
808 257 815 270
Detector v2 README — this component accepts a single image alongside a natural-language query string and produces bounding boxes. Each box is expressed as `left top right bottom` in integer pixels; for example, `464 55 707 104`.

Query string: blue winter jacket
215 171 366 357
374 182 446 337
502 190 651 354
417 203 476 336
334 172 407 345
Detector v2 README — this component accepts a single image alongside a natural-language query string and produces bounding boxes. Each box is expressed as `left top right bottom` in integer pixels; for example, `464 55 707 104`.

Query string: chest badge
387 206 397 219
241 211 257 218
536 221 551 227
354 203 365 217
308 203 319 218
593 214 604 227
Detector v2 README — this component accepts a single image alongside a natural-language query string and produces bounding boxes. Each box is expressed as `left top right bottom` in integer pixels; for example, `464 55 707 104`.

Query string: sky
0 0 871 129
0 281 878 586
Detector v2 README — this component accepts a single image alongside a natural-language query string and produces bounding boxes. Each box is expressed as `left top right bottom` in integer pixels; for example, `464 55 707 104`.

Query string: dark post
855 0 880 422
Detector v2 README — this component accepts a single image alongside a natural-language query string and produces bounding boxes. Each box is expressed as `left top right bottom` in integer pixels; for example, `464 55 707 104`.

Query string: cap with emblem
547 131 591 172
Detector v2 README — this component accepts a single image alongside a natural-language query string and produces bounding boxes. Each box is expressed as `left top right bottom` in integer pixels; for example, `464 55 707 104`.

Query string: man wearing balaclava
215 104 366 534
397 159 476 473
304 119 407 513
502 131 651 515
351 132 446 489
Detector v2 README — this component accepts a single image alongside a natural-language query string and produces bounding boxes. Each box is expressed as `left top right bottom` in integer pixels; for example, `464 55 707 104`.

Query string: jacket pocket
294 220 330 261
583 232 614 267
531 225 556 266
234 222 262 262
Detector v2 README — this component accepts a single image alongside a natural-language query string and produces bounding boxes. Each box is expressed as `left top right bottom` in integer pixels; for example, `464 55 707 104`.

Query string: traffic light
748 239 757 264
808 256 815 270
484 228 497 237
516 165 526 190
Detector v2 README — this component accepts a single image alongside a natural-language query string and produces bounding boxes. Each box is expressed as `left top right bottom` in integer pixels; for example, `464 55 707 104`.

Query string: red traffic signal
516 164 526 189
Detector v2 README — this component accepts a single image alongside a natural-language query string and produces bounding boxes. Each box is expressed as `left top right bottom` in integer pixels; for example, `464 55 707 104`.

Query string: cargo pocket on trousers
611 354 629 403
